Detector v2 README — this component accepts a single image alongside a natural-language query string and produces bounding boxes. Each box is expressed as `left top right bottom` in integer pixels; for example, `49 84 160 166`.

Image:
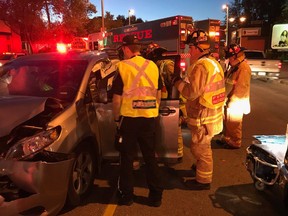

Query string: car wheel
66 143 96 206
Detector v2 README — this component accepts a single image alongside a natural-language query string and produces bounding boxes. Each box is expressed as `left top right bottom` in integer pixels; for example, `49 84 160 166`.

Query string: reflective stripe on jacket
176 52 224 135
197 57 225 109
118 56 159 118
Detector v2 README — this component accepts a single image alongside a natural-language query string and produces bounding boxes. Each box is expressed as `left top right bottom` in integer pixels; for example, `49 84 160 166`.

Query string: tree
61 0 96 36
229 0 288 25
0 0 47 52
0 0 144 52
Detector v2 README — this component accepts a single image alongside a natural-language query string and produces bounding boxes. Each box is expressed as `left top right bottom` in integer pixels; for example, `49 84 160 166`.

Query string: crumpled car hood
0 95 48 137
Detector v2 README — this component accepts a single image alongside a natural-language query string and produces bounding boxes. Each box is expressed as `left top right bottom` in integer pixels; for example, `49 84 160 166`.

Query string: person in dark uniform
111 35 163 207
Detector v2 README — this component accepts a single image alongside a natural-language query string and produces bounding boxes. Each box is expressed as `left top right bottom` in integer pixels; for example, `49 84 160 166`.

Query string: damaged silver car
0 50 180 215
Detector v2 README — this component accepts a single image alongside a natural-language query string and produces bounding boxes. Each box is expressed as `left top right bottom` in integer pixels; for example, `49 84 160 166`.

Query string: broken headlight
5 127 61 160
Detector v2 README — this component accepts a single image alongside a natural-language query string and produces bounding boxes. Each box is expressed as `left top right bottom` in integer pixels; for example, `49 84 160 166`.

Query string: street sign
241 28 261 36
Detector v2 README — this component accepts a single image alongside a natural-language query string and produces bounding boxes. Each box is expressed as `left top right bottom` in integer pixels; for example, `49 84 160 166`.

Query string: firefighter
219 43 251 149
112 35 163 207
171 29 225 190
145 42 184 159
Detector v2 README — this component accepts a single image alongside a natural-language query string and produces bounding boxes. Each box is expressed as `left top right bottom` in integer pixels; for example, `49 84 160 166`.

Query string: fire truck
194 19 221 60
88 32 106 51
89 15 194 71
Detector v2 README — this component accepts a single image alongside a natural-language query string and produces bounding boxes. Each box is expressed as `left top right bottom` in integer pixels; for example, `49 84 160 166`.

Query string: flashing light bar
57 43 67 53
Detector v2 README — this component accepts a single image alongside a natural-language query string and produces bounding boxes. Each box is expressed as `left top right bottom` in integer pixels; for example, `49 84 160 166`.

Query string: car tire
66 143 96 206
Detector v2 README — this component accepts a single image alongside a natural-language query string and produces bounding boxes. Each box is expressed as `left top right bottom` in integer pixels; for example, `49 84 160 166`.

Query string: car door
88 58 120 159
154 55 181 163
90 55 180 163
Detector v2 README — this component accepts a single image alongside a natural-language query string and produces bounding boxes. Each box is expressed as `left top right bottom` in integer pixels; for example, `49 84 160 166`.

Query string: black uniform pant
118 116 163 198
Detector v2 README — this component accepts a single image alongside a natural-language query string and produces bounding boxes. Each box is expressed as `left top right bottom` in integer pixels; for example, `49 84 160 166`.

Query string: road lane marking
103 190 117 216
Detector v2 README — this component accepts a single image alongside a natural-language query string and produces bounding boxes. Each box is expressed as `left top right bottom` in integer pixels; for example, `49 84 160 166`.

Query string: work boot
185 180 211 190
117 191 134 206
191 163 196 171
148 190 162 207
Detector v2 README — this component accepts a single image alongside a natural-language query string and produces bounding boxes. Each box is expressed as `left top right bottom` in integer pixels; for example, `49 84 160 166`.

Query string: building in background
0 20 22 53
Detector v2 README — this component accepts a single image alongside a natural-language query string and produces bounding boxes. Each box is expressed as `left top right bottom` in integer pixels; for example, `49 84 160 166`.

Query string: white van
0 49 180 215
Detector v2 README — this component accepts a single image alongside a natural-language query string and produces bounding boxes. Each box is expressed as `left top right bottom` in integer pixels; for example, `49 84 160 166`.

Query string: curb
254 77 288 85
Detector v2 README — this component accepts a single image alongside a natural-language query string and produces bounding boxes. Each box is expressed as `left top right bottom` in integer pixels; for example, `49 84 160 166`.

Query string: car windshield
0 60 87 102
244 51 265 59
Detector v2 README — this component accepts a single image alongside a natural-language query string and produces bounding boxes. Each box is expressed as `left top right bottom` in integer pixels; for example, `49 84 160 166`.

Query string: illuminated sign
241 28 261 36
113 29 153 43
71 37 88 50
271 24 288 50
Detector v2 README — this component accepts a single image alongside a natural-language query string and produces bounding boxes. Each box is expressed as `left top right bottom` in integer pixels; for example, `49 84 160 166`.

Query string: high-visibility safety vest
118 56 159 118
196 57 225 109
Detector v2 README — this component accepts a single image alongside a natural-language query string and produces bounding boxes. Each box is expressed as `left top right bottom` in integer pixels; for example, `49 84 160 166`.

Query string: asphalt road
60 78 288 216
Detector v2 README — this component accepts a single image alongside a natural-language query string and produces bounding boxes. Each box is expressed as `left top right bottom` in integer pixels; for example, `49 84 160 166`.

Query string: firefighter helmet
186 29 210 51
145 43 167 59
224 43 246 59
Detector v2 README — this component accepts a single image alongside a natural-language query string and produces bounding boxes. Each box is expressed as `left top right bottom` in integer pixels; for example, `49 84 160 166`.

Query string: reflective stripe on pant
178 124 184 157
189 124 213 184
223 107 243 147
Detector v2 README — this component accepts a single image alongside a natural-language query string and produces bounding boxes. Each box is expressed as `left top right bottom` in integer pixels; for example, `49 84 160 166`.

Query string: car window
244 51 265 59
0 60 88 102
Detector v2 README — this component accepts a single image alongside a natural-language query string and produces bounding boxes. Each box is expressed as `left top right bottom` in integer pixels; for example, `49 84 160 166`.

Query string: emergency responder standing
218 44 251 149
171 29 225 190
112 35 163 207
145 42 184 160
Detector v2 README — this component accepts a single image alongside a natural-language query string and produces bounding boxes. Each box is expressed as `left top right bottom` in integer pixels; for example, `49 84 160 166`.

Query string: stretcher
245 134 288 192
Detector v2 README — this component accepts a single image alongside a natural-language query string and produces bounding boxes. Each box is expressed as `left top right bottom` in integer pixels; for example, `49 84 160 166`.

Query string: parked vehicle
89 15 193 72
244 50 282 79
0 52 26 67
0 49 180 215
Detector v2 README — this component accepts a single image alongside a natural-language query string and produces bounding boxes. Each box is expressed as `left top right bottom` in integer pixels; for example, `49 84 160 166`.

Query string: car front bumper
0 152 74 216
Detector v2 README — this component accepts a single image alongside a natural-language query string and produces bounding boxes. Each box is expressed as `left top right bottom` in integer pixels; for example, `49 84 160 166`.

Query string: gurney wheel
254 180 266 191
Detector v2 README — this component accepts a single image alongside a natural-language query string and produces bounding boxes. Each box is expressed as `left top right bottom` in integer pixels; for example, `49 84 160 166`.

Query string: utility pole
101 0 105 32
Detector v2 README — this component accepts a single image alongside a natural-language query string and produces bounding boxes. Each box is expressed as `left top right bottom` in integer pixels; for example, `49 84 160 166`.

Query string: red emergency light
172 19 178 26
180 61 186 72
278 62 282 69
56 43 67 53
